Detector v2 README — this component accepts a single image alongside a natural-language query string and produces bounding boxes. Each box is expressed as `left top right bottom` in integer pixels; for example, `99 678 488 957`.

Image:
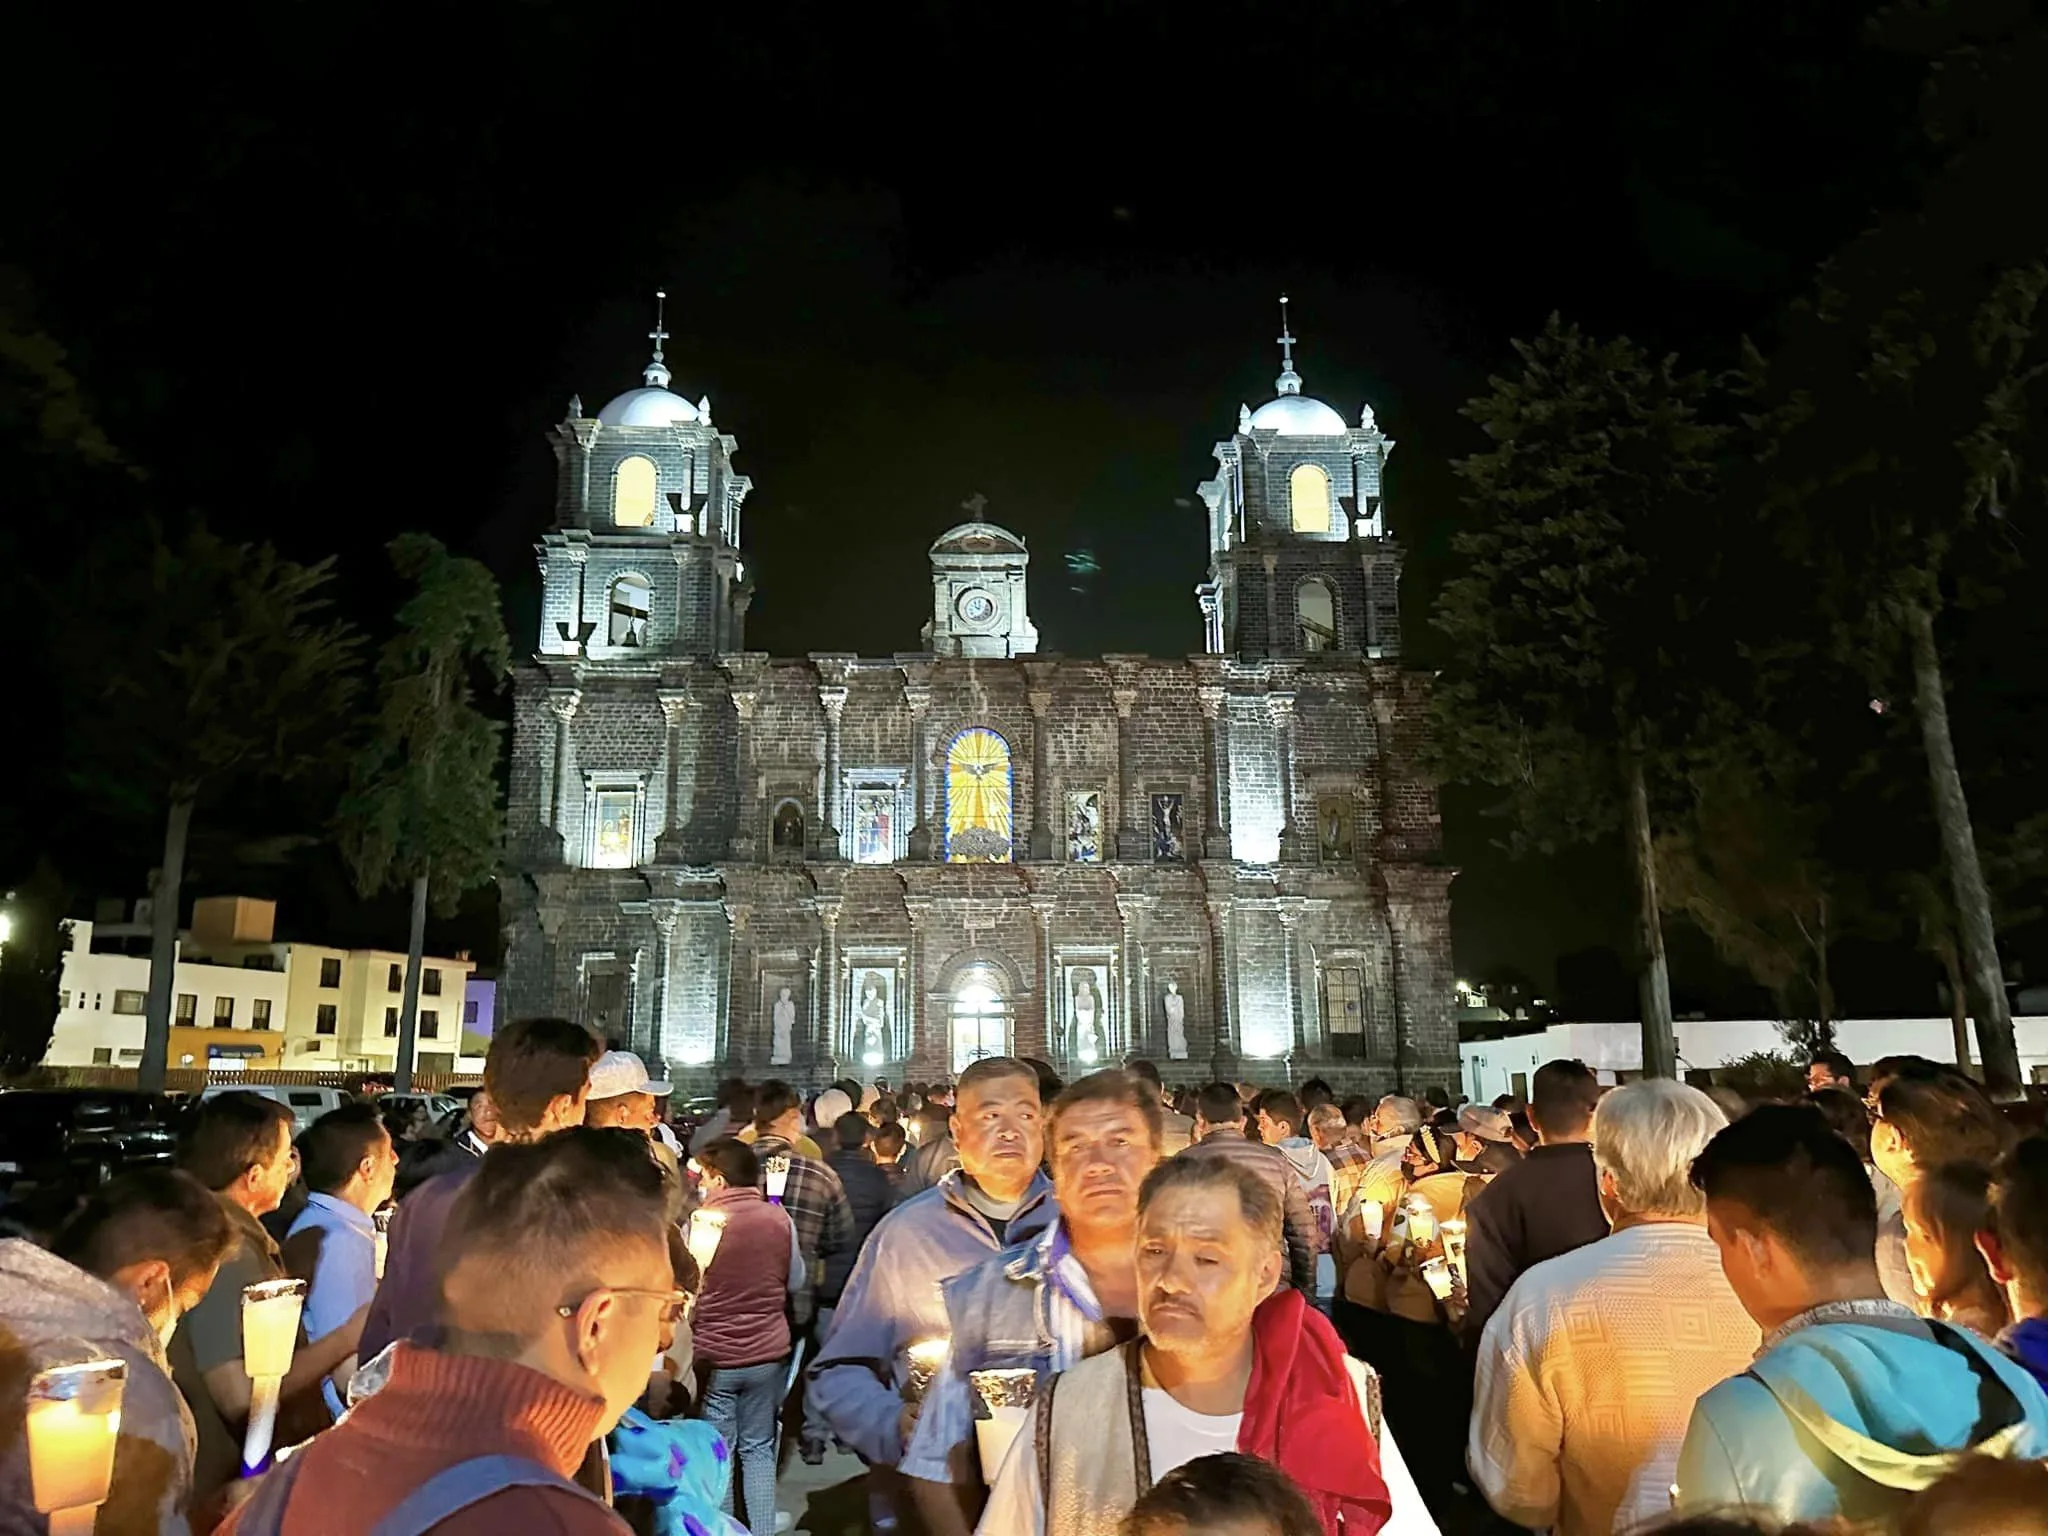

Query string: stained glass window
945 728 1013 863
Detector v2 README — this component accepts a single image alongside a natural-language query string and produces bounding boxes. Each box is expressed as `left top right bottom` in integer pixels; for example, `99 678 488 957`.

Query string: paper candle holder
903 1338 950 1405
764 1155 791 1202
27 1358 126 1524
241 1279 307 1380
970 1368 1038 1482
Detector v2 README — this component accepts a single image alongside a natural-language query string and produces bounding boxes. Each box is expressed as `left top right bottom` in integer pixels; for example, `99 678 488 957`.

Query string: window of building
176 993 197 1024
388 963 403 992
1289 463 1332 534
1323 966 1366 1059
112 989 146 1015
423 969 442 997
213 997 235 1028
251 999 273 1031
60 990 71 1011
319 957 341 988
945 728 1013 863
420 1009 439 1040
949 975 1011 1074
1298 578 1336 654
316 1003 337 1036
383 1007 399 1037
612 456 658 528
590 786 640 869
92 1047 112 1065
463 999 479 1025
608 573 652 647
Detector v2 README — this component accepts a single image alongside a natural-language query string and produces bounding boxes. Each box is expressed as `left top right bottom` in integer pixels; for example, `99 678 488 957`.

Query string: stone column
1277 897 1307 1063
1268 691 1298 861
720 900 745 1067
1115 892 1149 1060
904 897 931 1070
1113 683 1145 861
730 689 760 861
545 689 581 837
1027 894 1057 1062
1028 687 1055 861
1198 683 1233 860
1262 551 1280 653
818 685 847 857
563 546 590 655
816 896 842 1063
904 684 934 861
655 689 690 862
650 901 679 1065
1207 897 1237 1079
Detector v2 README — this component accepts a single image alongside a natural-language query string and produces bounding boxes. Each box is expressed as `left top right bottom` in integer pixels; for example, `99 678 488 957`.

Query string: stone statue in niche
770 985 797 1065
858 972 890 1066
1319 798 1354 864
1069 966 1103 1065
1163 979 1188 1060
773 801 806 855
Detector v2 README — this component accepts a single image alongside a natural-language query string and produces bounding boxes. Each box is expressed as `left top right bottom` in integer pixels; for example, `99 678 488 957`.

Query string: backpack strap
370 1453 607 1536
1035 1371 1059 1529
230 1454 311 1536
1123 1337 1154 1499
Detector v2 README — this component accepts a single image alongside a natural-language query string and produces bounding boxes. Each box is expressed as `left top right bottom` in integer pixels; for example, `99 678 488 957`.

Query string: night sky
6 1 1965 1009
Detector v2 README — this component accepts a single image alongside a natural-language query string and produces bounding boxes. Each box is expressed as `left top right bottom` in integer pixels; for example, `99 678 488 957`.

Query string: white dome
597 386 700 427
1247 393 1349 436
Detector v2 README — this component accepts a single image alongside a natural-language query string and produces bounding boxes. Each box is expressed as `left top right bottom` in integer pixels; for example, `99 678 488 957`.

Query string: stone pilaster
1268 691 1299 862
818 685 848 857
655 688 690 863
1197 680 1233 860
1206 896 1237 1079
1111 665 1146 860
1027 893 1058 1062
544 688 581 841
1277 896 1307 1061
904 682 935 862
1028 686 1055 861
729 687 760 861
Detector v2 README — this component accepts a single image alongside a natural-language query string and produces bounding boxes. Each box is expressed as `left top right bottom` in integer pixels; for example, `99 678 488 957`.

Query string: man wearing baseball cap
586 1050 684 1220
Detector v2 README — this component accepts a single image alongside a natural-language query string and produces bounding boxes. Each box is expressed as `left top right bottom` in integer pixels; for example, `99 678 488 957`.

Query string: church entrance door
950 975 1011 1074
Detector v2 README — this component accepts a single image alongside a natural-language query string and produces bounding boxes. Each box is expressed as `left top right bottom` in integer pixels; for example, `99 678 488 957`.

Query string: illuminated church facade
499 303 1456 1092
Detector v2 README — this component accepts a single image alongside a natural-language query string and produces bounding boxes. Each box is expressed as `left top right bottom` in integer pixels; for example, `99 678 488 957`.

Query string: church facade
499 306 1457 1093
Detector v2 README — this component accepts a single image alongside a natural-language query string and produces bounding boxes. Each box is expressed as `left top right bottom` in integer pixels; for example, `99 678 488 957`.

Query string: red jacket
691 1186 795 1369
215 1345 625 1535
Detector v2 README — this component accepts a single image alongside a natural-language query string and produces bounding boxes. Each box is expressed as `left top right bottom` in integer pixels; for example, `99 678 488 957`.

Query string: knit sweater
215 1345 627 1536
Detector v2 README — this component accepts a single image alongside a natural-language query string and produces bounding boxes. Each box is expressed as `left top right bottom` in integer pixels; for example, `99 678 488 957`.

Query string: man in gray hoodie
0 1169 234 1536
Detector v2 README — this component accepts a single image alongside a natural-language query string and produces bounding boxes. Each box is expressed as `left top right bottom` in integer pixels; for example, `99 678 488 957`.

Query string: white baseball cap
812 1088 854 1127
587 1050 673 1100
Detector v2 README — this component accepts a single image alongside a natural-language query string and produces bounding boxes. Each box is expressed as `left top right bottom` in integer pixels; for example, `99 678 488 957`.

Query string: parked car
198 1082 352 1134
377 1092 462 1132
0 1089 181 1212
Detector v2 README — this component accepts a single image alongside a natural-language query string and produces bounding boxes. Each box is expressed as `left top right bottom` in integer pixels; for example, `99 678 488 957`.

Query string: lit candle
904 1338 950 1404
686 1207 728 1281
372 1208 393 1281
764 1155 791 1203
1358 1199 1385 1245
1420 1256 1454 1302
1441 1218 1468 1289
969 1368 1038 1482
240 1278 306 1476
1403 1197 1436 1247
27 1359 126 1535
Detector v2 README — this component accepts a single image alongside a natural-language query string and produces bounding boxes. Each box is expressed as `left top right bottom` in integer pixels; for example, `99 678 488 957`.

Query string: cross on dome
644 289 672 388
1275 294 1303 397
961 491 989 518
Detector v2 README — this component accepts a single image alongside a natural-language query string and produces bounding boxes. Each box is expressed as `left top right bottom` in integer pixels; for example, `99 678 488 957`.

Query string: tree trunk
394 867 429 1093
1937 935 1974 1076
1626 755 1677 1079
138 796 195 1093
1906 602 2019 1094
1815 897 1834 1043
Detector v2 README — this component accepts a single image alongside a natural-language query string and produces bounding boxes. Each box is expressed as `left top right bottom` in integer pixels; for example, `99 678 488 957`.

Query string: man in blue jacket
1676 1105 2048 1530
807 1057 1056 1493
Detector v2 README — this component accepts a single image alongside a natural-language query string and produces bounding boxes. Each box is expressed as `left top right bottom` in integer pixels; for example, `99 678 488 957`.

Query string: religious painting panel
1150 792 1186 863
1066 788 1104 864
842 945 907 1068
852 785 897 865
1057 949 1117 1070
945 727 1013 863
587 780 645 870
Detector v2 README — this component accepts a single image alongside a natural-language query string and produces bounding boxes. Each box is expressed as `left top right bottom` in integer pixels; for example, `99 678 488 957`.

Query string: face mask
152 1269 181 1349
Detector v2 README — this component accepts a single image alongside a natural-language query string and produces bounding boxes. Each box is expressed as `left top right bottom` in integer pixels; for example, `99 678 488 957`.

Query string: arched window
1298 578 1336 654
608 573 651 646
612 456 658 527
950 971 1012 1073
1289 463 1332 534
944 728 1013 863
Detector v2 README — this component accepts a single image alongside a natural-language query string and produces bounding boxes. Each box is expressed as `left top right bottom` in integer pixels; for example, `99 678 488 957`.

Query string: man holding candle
744 1080 855 1324
281 1103 399 1416
810 1057 1055 1488
978 1156 1438 1536
167 1092 366 1512
0 1169 234 1536
902 1069 1163 1535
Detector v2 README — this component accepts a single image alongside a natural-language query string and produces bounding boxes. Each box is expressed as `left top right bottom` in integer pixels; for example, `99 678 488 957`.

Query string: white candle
1442 1218 1468 1288
970 1368 1037 1481
27 1359 125 1521
764 1155 791 1202
1420 1256 1454 1301
373 1208 393 1281
686 1207 728 1279
241 1279 306 1381
1403 1198 1436 1246
1359 1199 1385 1244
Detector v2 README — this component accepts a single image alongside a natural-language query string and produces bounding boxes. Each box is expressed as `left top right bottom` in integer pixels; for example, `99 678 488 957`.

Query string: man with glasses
222 1127 671 1535
171 1092 366 1512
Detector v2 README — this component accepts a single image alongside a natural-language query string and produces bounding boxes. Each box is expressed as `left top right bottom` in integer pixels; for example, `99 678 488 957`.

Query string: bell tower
536 291 755 660
1195 298 1401 660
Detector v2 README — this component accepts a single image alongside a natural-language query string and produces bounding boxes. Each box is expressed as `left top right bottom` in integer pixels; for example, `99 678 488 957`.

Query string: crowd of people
4 1025 2048 1536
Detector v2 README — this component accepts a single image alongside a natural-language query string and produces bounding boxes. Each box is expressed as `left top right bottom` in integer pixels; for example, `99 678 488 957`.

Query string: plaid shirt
751 1134 854 1298
1324 1137 1375 1217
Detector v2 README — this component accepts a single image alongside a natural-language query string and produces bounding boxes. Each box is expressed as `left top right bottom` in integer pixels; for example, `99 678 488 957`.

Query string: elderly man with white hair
1468 1079 1760 1536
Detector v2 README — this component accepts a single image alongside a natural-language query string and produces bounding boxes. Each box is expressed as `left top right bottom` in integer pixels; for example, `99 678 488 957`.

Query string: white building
1460 1015 2048 1102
